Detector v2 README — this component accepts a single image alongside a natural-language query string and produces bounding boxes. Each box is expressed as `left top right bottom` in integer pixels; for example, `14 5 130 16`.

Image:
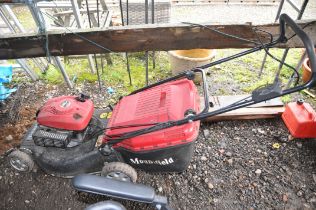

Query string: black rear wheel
101 162 137 182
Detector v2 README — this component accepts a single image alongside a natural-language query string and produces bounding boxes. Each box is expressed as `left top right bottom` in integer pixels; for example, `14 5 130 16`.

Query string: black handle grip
279 14 316 86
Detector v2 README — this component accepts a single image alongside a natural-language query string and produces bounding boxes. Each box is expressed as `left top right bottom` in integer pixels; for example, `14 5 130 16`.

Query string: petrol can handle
303 104 316 120
279 14 316 87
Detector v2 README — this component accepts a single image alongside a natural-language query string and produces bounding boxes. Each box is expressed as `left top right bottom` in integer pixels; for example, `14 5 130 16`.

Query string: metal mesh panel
121 0 171 25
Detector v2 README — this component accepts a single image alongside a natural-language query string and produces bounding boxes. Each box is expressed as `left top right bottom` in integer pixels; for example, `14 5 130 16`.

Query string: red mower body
282 101 316 138
103 78 201 172
37 96 94 131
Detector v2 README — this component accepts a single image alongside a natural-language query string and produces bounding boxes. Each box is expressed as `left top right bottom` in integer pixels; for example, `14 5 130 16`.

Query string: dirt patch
0 106 36 154
0 82 51 155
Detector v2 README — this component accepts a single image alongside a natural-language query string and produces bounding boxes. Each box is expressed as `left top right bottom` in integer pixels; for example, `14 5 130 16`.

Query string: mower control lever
251 80 282 102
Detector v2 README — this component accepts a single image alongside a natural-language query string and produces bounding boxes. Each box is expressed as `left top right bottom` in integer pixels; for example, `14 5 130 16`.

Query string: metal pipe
151 0 155 69
28 2 72 88
274 0 285 22
119 0 132 85
85 0 102 91
51 57 73 88
286 0 300 13
70 0 96 74
3 5 47 73
0 7 38 81
145 0 149 86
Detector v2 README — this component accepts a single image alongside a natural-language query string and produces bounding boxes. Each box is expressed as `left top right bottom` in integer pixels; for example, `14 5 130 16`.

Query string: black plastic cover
115 141 195 172
72 174 156 203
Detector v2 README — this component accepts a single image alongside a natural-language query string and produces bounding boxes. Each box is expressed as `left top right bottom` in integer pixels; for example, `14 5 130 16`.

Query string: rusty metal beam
0 20 315 59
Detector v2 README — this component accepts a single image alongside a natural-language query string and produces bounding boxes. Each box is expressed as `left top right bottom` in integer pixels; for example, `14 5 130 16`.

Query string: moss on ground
212 48 303 96
39 52 171 96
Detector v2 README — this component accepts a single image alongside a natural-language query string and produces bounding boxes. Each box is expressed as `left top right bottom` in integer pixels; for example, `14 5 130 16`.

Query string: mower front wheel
8 150 34 172
101 162 137 183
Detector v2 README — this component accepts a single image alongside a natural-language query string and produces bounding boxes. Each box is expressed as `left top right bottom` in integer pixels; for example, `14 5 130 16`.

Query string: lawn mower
7 14 316 181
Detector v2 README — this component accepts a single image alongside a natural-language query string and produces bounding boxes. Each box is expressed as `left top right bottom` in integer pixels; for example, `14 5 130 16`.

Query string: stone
303 203 311 210
5 135 13 142
255 169 262 176
288 135 294 141
258 128 265 134
25 200 30 204
226 152 232 157
297 190 303 197
201 156 207 161
203 129 210 138
227 159 233 165
207 182 214 189
313 174 316 184
283 194 288 202
158 187 163 192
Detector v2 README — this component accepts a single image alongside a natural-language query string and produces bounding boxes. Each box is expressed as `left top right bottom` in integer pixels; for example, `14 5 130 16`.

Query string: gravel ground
170 1 316 24
1 2 316 210
107 1 316 24
1 64 316 210
1 108 316 209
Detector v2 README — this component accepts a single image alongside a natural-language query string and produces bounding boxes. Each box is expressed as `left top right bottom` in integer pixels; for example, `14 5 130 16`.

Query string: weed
281 95 292 103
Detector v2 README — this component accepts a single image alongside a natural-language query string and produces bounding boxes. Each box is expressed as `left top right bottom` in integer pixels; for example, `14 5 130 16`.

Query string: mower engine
33 94 96 148
9 93 113 177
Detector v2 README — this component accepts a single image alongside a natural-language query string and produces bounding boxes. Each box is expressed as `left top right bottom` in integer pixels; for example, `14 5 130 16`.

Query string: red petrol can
282 100 316 138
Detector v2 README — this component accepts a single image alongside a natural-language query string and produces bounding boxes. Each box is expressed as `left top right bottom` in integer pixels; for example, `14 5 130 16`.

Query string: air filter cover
37 96 94 131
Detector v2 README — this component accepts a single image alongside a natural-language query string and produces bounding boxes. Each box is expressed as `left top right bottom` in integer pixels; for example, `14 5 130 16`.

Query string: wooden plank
203 107 285 121
202 95 284 122
0 20 315 59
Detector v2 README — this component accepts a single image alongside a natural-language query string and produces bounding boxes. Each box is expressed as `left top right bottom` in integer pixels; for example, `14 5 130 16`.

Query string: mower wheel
8 150 34 172
101 162 137 182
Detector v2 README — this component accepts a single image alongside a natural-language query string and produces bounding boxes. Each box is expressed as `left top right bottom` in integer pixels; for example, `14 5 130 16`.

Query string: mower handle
278 14 316 87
